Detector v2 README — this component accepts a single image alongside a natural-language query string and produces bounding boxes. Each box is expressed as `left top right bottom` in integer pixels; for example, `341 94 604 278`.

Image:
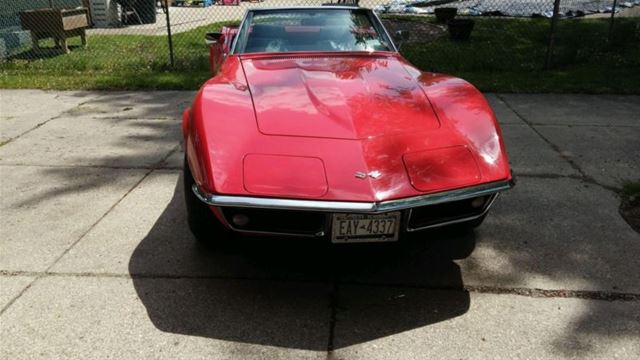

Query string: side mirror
393 30 411 49
205 32 223 46
394 30 410 41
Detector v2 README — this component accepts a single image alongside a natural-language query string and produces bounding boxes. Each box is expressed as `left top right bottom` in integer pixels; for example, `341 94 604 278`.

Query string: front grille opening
408 195 493 230
221 207 326 236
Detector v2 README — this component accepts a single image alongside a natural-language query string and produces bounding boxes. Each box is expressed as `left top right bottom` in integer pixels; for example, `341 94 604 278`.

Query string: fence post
608 0 618 42
544 0 562 70
161 1 175 69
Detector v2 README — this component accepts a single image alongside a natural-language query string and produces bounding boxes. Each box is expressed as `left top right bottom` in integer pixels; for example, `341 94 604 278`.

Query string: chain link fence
1 0 638 84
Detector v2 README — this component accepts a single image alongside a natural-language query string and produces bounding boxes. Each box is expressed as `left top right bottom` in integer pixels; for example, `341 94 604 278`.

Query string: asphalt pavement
0 90 639 359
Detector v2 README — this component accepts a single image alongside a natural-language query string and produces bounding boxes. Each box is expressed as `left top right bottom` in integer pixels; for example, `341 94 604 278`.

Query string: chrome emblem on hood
368 170 382 179
355 171 382 179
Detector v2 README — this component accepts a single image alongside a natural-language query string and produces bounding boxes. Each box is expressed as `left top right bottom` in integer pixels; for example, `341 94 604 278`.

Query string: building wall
89 0 121 28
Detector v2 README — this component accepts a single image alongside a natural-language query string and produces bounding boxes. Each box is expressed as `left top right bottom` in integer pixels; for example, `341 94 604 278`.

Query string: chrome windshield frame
193 179 514 213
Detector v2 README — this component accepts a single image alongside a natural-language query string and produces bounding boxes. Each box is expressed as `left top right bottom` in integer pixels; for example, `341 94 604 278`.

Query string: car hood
189 56 511 201
240 54 440 140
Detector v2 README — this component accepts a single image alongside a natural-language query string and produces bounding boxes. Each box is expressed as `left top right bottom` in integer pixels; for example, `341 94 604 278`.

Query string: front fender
416 72 512 182
182 107 191 143
185 56 256 195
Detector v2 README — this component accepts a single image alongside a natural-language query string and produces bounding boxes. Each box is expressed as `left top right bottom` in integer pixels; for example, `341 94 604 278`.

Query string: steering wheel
265 39 288 53
316 40 341 51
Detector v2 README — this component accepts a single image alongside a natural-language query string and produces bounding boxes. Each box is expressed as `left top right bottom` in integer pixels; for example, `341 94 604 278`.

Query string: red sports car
182 6 514 245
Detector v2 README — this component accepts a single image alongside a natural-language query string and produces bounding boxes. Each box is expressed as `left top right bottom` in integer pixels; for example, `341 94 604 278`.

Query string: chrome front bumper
192 179 514 237
192 179 514 214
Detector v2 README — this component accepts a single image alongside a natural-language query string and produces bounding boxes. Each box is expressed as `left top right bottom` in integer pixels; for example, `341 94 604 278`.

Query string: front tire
183 157 232 244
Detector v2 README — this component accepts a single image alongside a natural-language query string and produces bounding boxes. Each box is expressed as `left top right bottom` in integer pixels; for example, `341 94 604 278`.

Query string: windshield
234 8 394 54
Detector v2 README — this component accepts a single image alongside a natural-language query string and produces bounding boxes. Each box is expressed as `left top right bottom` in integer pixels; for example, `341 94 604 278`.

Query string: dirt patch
620 190 640 234
381 18 447 44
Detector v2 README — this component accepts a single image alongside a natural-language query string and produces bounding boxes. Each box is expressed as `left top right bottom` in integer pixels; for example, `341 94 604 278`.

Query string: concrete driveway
1 90 639 359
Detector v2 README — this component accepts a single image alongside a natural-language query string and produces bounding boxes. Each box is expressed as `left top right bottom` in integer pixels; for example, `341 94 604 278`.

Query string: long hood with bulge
187 54 511 202
241 54 440 139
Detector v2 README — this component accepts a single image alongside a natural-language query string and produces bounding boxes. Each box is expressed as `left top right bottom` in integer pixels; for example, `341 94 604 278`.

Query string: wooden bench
19 8 90 54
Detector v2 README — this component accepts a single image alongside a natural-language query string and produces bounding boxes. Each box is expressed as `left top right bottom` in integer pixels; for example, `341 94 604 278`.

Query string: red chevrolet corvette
182 6 514 245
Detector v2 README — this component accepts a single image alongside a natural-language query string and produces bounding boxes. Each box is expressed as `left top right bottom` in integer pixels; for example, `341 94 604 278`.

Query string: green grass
622 182 640 198
1 17 639 92
398 17 640 93
0 21 239 90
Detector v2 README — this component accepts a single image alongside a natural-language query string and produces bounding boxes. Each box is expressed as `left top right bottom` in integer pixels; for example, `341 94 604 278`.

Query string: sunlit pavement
1 90 639 359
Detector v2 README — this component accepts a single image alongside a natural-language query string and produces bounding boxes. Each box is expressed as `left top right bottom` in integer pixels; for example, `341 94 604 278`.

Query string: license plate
331 212 401 243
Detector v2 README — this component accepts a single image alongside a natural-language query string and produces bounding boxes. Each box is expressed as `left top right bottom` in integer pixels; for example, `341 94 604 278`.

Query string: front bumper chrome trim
405 193 499 232
192 179 514 213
